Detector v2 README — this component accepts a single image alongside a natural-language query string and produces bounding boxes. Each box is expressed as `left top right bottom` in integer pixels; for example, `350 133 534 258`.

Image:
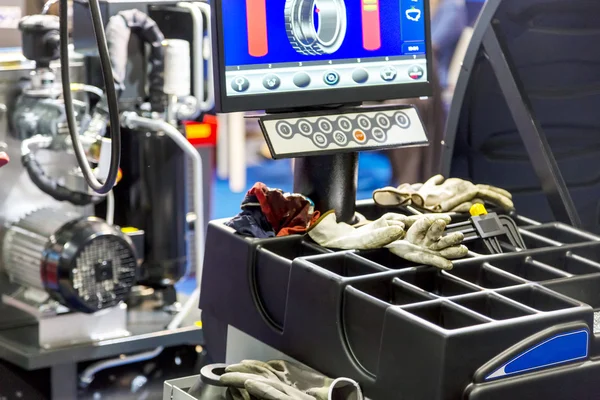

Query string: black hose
59 0 120 195
105 9 165 112
22 154 95 205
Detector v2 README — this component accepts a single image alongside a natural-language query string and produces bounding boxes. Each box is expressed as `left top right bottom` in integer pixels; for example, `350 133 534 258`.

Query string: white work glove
220 360 363 400
386 215 468 270
374 175 514 213
307 211 406 250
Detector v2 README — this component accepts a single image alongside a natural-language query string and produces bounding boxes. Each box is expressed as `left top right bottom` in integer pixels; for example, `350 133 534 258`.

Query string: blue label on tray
486 330 589 380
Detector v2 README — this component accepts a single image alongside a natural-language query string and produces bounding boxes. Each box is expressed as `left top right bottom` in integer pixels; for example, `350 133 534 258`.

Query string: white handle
177 2 215 113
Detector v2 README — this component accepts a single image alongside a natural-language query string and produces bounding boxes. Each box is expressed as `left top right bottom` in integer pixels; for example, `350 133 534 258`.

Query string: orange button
353 129 366 143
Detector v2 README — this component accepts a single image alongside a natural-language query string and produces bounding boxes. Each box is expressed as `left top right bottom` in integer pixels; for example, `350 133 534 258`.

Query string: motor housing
2 208 138 313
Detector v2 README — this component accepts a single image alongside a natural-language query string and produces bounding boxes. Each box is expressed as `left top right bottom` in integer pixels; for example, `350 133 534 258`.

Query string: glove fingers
478 189 515 210
226 387 251 400
362 226 406 248
404 214 452 228
450 202 473 213
424 219 447 245
438 189 478 212
429 232 464 251
439 245 469 260
221 372 264 388
477 184 513 199
245 379 312 400
405 216 437 244
398 250 454 270
356 213 406 232
373 188 412 207
422 174 444 188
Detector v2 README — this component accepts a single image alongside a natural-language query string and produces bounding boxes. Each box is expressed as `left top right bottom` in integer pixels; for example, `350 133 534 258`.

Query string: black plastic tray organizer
200 203 600 400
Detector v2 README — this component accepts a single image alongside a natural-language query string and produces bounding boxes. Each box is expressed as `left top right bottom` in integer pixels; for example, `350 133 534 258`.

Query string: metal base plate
0 302 203 371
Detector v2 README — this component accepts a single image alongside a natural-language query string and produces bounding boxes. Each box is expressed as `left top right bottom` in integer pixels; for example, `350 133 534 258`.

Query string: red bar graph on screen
246 0 269 57
361 0 381 51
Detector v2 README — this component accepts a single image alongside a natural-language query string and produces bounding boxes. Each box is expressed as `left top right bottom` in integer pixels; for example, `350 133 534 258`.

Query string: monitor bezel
211 0 434 113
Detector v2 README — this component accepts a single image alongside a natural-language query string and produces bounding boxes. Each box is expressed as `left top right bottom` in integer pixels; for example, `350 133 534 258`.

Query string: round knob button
353 129 367 144
394 112 411 129
375 113 391 129
337 117 352 131
312 132 328 148
333 130 348 146
317 118 334 134
357 116 372 130
298 120 313 136
276 121 294 139
372 127 386 143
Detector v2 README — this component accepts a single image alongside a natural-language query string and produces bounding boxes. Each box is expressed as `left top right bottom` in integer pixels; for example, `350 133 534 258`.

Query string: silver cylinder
2 208 75 289
163 39 191 97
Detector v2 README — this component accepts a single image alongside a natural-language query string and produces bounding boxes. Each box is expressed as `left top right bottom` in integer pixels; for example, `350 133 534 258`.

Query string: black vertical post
293 153 358 224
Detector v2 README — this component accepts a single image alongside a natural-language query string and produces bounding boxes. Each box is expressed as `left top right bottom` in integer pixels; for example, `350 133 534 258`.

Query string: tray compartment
356 249 420 270
453 293 535 320
255 237 331 328
304 252 389 277
447 262 524 289
350 277 436 306
260 237 330 259
543 275 600 309
403 301 489 330
534 251 600 276
522 223 598 244
489 256 568 282
398 268 480 297
498 286 579 312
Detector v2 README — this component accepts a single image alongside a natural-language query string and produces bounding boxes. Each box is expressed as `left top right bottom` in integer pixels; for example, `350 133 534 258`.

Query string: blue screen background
222 0 426 66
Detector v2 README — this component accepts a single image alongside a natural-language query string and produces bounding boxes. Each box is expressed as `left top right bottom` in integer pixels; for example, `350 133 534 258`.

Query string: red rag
249 182 314 235
0 152 9 168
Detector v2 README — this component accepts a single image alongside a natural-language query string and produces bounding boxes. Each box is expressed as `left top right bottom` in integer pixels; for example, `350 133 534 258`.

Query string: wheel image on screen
285 0 347 55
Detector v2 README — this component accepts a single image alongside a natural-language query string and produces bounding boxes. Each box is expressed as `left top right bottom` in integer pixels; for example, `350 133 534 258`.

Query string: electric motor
2 209 138 313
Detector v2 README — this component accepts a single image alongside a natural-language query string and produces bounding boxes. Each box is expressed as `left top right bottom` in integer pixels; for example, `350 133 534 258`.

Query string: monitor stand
294 153 358 223
258 103 430 223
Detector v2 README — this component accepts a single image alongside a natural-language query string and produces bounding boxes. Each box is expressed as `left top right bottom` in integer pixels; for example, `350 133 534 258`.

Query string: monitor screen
212 0 433 112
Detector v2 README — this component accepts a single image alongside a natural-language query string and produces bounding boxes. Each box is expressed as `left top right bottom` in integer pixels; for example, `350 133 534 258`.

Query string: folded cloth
250 182 316 237
386 214 468 270
225 193 276 238
226 183 318 238
373 175 514 213
220 360 364 400
278 211 321 237
308 211 406 250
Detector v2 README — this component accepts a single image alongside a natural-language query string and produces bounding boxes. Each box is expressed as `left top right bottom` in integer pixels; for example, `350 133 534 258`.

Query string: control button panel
259 105 428 159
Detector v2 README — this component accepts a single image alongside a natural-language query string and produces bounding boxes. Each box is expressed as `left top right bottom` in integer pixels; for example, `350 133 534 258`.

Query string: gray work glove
307 211 406 250
220 360 363 400
386 215 468 270
374 175 514 213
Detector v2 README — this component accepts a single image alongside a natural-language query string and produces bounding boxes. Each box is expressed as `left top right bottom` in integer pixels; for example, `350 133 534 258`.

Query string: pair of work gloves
373 175 514 213
308 211 467 270
219 360 363 400
226 182 320 239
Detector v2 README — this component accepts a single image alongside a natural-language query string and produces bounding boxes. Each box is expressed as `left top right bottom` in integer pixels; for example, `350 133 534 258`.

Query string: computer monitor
211 0 433 113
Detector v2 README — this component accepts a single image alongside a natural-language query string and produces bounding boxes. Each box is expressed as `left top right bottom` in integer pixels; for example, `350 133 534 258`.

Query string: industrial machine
167 0 600 399
0 0 214 397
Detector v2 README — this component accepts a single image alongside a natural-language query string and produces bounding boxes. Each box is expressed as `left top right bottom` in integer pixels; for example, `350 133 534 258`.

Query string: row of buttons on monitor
231 65 425 93
275 111 411 148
